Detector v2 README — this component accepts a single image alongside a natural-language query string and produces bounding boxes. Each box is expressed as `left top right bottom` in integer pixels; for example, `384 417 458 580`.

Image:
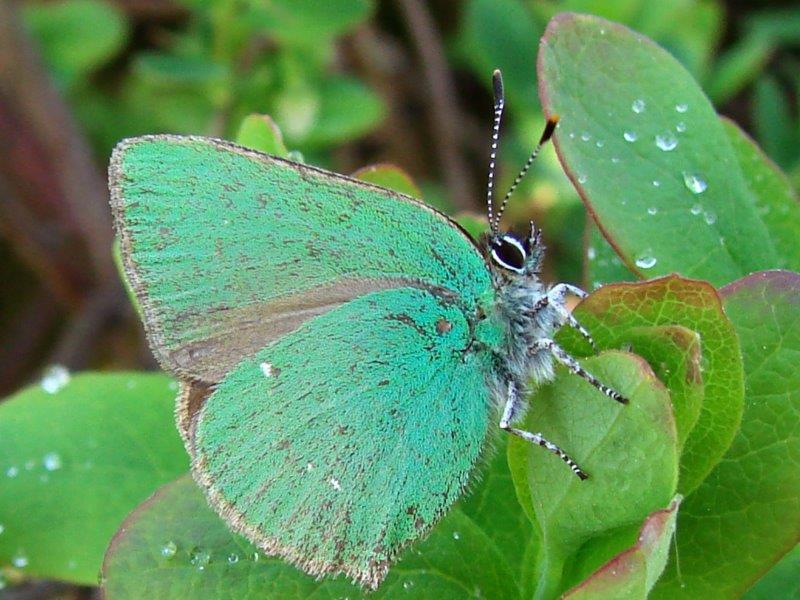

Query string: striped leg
548 284 596 350
499 380 588 480
531 338 628 405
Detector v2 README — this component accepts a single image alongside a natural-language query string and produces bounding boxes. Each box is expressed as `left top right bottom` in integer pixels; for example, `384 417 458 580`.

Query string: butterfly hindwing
109 136 491 384
191 287 493 588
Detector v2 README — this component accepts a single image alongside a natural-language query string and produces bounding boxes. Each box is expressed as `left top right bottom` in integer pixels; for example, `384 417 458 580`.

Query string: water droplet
623 130 638 142
227 553 239 564
160 541 177 559
41 365 70 394
652 180 661 187
403 580 414 590
631 99 646 113
655 132 678 151
704 210 717 225
611 157 620 164
568 132 576 139
190 547 210 570
676 103 688 113
580 132 591 142
452 531 460 540
43 452 62 471
647 207 658 215
635 253 657 269
676 121 687 133
682 171 708 194
577 173 587 184
6 466 18 478
587 247 597 261
0 524 5 535
595 139 605 148
691 203 703 216
252 551 260 562
12 552 29 568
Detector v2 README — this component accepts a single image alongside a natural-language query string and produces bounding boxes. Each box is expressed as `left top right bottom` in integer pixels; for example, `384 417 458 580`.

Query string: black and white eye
490 234 527 273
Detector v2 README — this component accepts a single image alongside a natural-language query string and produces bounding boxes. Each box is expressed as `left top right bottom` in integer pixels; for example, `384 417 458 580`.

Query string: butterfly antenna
492 115 560 232
486 69 505 236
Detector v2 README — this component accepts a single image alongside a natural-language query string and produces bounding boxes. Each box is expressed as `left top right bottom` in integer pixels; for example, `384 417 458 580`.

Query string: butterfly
109 69 626 589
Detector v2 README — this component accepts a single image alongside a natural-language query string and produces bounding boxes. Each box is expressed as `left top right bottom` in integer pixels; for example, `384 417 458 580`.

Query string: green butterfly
109 71 625 589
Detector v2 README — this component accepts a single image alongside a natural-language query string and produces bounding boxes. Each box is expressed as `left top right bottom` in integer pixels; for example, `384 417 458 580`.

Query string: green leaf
0 372 187 585
457 0 542 111
562 496 681 599
235 115 289 158
248 0 373 47
744 544 800 600
539 13 784 287
653 270 800 598
722 117 800 271
22 0 128 86
509 351 678 598
705 35 773 105
299 77 385 148
102 475 521 599
352 164 422 198
558 275 743 494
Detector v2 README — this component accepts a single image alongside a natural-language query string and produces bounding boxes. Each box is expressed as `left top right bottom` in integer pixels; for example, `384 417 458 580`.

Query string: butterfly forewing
192 287 492 589
109 136 491 385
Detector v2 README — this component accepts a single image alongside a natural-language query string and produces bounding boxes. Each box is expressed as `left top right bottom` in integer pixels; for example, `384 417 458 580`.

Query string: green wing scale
195 287 492 588
109 136 499 587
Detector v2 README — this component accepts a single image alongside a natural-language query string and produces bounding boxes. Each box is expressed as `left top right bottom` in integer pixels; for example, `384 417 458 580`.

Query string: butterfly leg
499 380 588 480
547 284 596 350
531 338 628 405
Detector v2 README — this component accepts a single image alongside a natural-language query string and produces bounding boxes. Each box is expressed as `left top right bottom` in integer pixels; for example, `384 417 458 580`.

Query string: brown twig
394 0 476 211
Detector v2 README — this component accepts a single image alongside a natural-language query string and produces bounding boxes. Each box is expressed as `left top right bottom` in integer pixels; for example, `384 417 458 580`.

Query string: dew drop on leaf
41 365 70 394
635 253 657 269
691 203 703 216
12 552 29 568
631 99 646 113
403 580 414 590
704 210 717 225
676 121 687 133
623 130 638 142
647 207 658 215
652 180 661 187
682 171 708 194
227 553 239 564
6 466 18 478
189 547 210 570
160 541 177 559
587 247 597 261
43 452 62 471
0 524 5 535
655 132 678 151
580 132 591 141
452 531 460 540
676 103 689 113
577 173 587 184
595 139 605 148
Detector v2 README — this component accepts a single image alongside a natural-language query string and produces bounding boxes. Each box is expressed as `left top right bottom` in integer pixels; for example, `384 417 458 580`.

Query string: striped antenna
486 69 505 235
492 115 560 232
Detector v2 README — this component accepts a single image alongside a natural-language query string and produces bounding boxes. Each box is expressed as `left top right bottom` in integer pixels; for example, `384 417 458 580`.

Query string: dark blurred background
1 0 799 402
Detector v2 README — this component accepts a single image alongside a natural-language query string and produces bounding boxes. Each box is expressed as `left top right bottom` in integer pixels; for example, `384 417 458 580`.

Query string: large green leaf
557 276 743 494
0 372 187 585
539 13 795 287
743 543 800 600
562 496 681 599
102 466 524 599
653 271 800 598
508 352 678 599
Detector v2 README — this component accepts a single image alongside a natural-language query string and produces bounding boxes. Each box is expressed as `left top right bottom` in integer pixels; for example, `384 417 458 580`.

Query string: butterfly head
483 69 557 276
488 222 543 277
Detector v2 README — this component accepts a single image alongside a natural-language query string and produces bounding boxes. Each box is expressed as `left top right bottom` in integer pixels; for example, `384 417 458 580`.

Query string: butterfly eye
490 234 527 273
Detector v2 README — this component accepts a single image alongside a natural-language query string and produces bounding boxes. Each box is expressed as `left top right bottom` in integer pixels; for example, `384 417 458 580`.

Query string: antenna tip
492 70 504 101
539 115 560 144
